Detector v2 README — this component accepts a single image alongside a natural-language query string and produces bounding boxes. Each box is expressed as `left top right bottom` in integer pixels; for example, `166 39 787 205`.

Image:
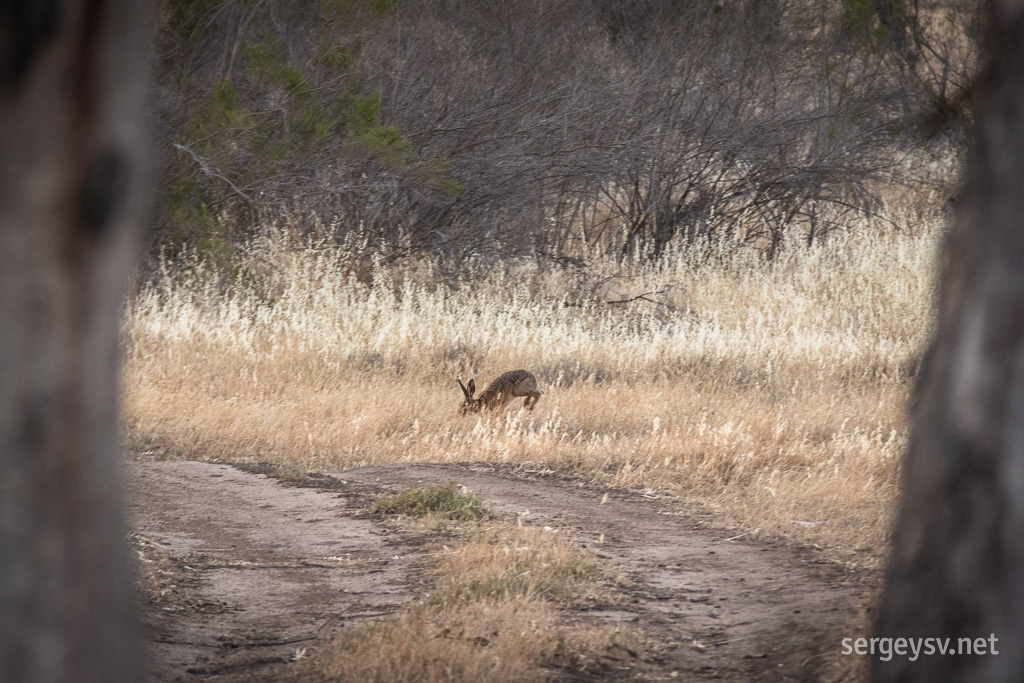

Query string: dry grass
291 514 636 682
293 597 636 683
374 484 487 520
429 522 613 607
130 534 219 614
123 211 943 562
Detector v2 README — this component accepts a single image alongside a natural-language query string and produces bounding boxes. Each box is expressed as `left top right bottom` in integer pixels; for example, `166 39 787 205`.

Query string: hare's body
458 370 543 414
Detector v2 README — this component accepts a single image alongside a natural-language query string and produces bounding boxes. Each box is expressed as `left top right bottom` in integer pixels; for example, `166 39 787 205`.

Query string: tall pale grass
123 217 941 560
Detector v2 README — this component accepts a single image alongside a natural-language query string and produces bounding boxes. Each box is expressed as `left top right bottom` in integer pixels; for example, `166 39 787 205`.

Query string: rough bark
0 1 152 681
875 1 1024 680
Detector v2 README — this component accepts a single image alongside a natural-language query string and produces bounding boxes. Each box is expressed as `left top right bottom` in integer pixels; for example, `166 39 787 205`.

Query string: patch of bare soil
130 460 862 681
129 461 415 682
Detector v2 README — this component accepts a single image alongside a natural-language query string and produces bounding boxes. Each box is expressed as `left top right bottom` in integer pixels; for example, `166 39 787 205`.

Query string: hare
458 370 544 414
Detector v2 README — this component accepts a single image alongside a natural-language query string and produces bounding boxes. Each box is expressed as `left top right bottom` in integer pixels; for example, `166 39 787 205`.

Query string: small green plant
359 125 418 167
838 0 909 51
316 40 353 74
337 89 382 135
164 0 225 39
198 78 255 136
374 484 486 520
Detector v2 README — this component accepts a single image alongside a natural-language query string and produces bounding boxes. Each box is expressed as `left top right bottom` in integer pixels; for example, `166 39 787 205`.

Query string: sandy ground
129 459 861 681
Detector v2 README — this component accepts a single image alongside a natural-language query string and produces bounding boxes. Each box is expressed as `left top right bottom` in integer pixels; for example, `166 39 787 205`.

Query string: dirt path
130 460 861 681
130 461 415 681
338 463 860 680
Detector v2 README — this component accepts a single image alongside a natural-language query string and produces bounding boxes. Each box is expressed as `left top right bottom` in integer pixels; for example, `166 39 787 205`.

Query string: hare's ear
457 378 470 398
467 379 476 396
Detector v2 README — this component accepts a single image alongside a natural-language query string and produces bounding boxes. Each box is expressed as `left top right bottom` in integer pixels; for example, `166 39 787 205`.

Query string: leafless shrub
152 0 974 266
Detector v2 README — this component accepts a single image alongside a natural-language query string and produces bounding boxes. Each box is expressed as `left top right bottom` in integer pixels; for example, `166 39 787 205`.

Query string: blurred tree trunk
0 1 151 681
876 1 1024 680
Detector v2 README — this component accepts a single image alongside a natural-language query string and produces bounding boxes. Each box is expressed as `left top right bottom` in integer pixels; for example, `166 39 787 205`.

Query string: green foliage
159 15 464 255
297 100 334 141
422 157 464 195
246 37 282 78
162 0 224 38
278 63 307 92
267 141 289 162
246 37 336 149
316 40 353 74
336 89 381 134
360 125 417 167
198 78 255 136
161 172 217 247
374 484 486 520
839 0 910 51
841 0 876 33
246 36 302 88
154 0 476 254
160 77 257 251
319 0 396 21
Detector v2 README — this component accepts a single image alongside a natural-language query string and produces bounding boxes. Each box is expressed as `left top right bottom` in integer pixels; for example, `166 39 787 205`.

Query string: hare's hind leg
525 392 540 410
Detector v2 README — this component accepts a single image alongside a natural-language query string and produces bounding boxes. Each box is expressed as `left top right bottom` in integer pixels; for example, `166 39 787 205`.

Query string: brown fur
458 370 543 414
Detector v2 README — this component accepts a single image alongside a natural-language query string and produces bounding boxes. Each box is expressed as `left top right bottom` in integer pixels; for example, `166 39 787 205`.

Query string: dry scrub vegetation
291 502 637 682
123 207 942 563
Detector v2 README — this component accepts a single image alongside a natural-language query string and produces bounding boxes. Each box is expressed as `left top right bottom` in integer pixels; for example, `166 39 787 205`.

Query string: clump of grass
433 523 607 606
132 534 183 607
374 484 486 520
269 463 309 484
291 520 636 682
294 600 553 682
131 535 217 614
292 598 636 683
